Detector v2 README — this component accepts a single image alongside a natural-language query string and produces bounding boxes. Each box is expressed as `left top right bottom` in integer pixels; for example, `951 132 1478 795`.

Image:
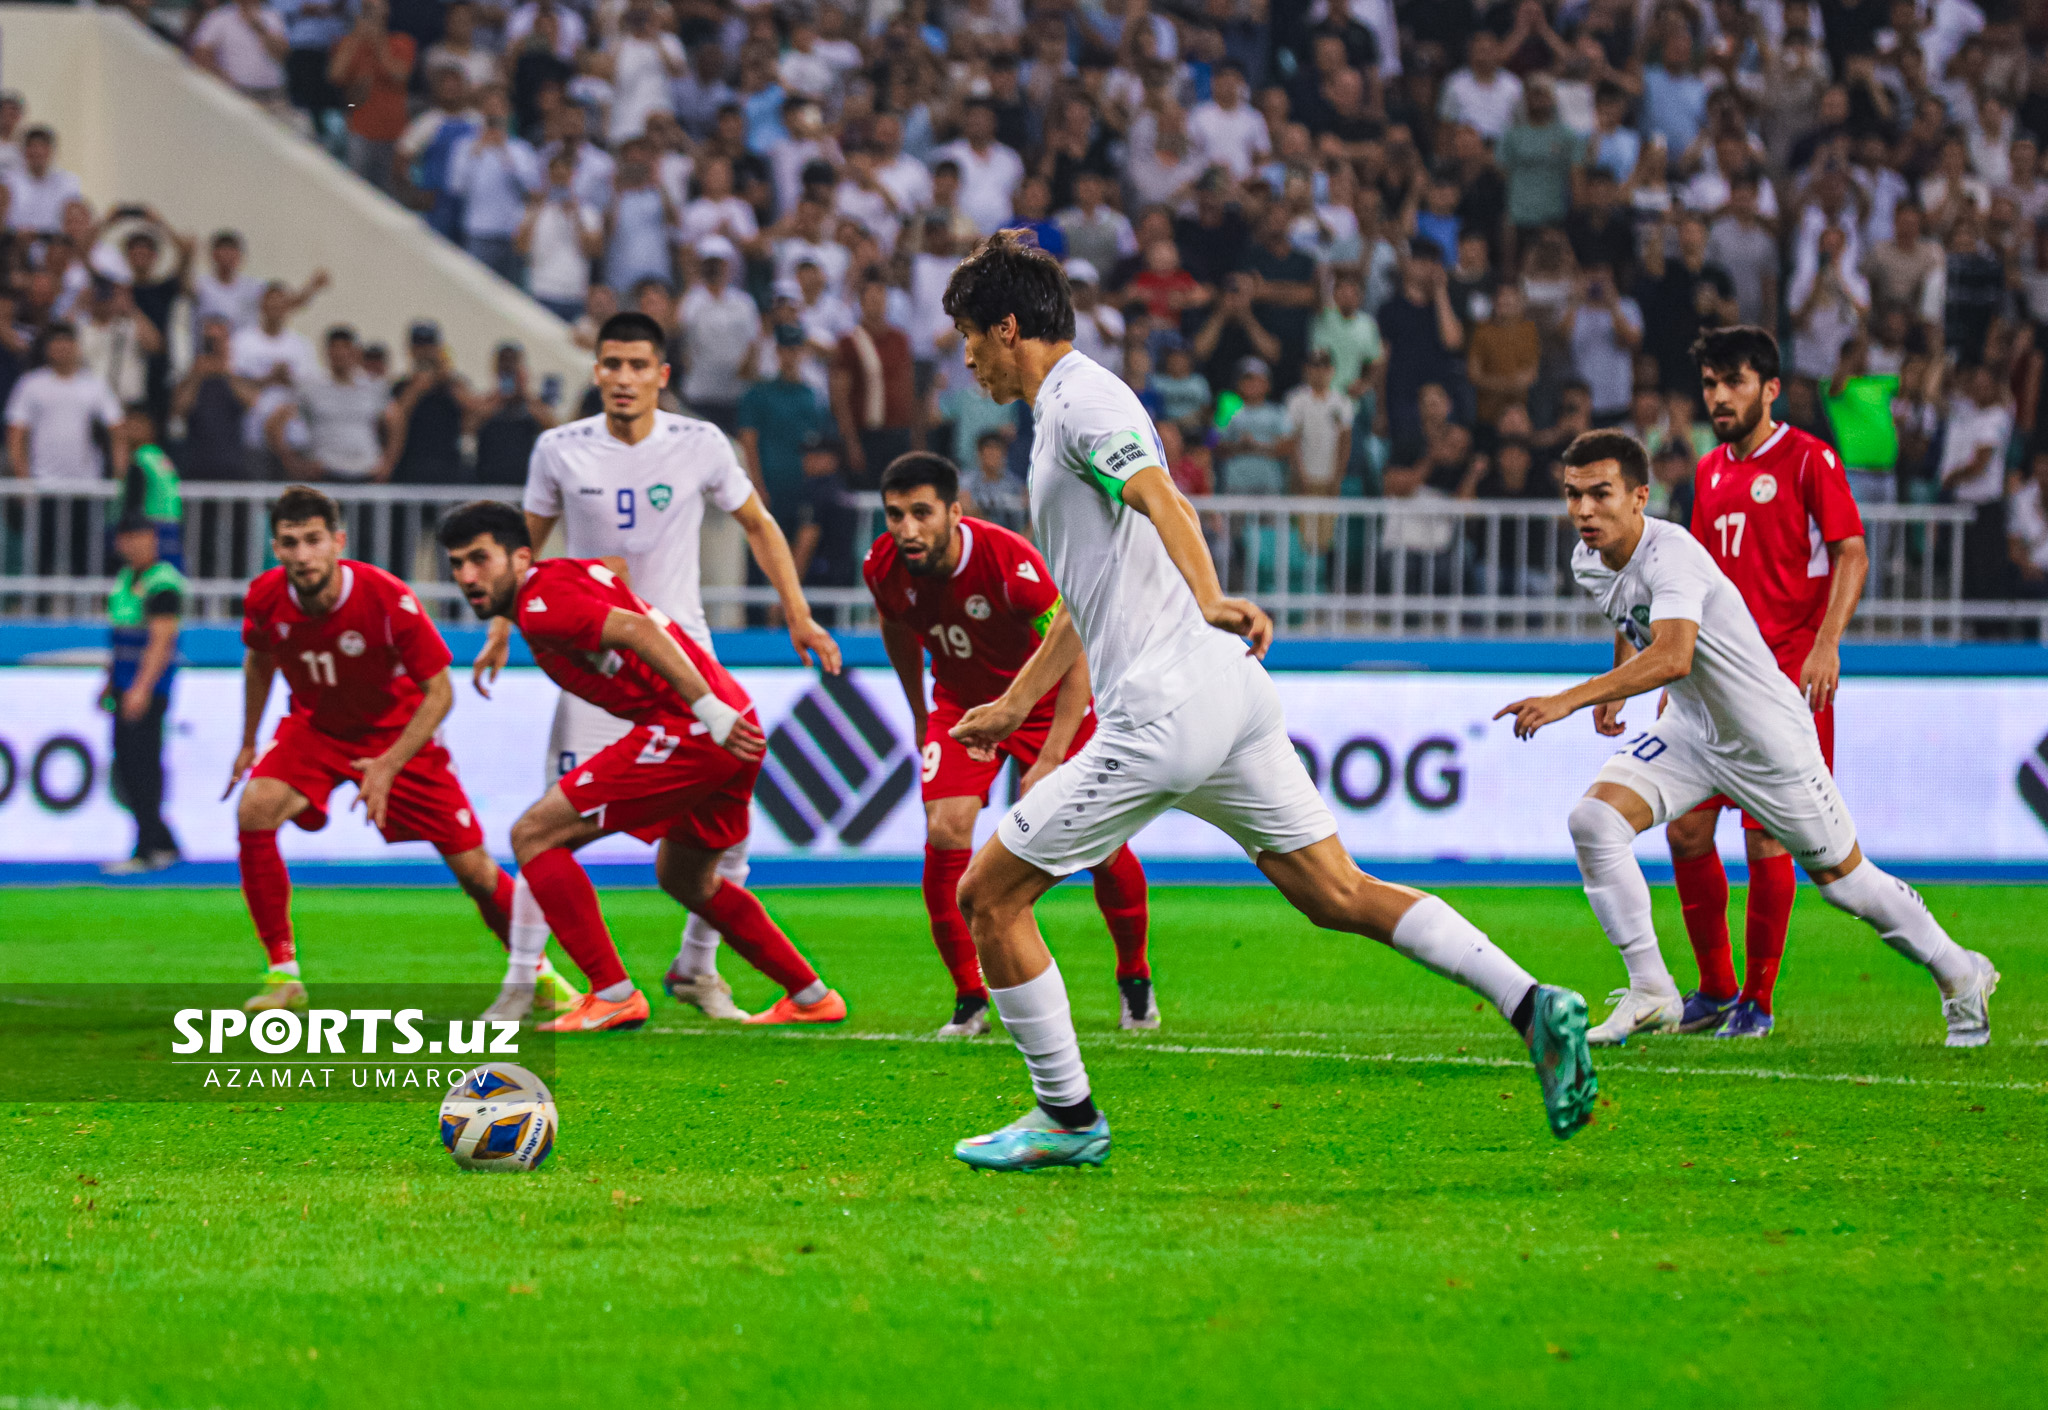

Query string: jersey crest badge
337 630 366 657
964 594 991 620
1015 562 1040 582
648 483 674 511
1750 473 1778 504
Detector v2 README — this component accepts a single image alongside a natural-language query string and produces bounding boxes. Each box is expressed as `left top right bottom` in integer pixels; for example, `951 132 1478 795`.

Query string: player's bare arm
1496 618 1699 739
349 668 456 829
1591 632 1638 736
1021 654 1092 794
473 509 558 697
223 647 280 797
597 607 766 761
951 605 1083 749
731 493 842 674
1802 534 1868 712
879 615 931 746
1120 465 1273 657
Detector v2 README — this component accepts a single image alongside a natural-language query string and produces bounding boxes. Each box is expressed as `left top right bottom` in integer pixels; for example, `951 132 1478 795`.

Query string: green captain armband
1030 596 1064 639
1085 430 1164 502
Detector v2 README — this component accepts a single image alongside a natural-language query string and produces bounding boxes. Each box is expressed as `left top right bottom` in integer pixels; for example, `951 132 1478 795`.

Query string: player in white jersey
471 311 842 1021
934 234 1598 1171
1496 430 1999 1048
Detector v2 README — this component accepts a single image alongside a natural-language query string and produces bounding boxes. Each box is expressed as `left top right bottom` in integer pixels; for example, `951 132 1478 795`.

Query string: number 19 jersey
1689 422 1864 664
523 411 755 652
862 517 1062 709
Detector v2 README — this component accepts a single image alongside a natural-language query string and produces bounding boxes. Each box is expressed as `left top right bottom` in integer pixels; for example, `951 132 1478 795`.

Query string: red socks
922 844 985 997
474 868 515 947
1742 852 1796 1014
238 830 294 967
1091 845 1151 980
520 847 628 992
694 880 818 994
1672 850 1737 1000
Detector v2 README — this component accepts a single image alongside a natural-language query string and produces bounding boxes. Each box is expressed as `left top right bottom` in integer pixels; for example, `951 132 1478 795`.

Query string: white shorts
1596 710 1857 871
998 651 1337 876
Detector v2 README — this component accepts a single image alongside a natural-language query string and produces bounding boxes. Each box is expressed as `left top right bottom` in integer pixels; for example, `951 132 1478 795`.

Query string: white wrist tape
691 694 743 745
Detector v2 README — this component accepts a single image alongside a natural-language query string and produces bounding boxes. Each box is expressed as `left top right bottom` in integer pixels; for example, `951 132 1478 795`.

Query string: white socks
269 960 301 978
1818 861 1974 990
505 874 550 986
1569 797 1677 993
595 980 637 1002
1389 895 1537 1021
989 959 1091 1109
673 847 748 978
791 980 829 1006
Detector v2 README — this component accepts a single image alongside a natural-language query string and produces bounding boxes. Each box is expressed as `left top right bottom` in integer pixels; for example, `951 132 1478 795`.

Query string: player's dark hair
879 452 961 503
270 485 342 533
1692 324 1780 384
1561 429 1652 488
436 499 532 552
942 230 1077 342
594 311 668 356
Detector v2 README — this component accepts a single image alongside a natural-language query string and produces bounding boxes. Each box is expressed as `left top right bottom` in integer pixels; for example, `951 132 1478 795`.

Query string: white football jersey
1572 515 1812 753
1027 350 1242 729
523 411 754 651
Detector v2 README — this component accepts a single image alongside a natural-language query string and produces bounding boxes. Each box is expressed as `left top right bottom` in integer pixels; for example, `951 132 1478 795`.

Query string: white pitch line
641 1026 2048 1093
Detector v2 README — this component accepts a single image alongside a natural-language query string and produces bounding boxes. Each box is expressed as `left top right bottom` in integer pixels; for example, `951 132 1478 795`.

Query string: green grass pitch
2 881 2044 1409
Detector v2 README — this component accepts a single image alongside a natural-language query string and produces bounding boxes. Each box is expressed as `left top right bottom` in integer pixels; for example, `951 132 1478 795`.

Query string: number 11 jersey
523 411 755 652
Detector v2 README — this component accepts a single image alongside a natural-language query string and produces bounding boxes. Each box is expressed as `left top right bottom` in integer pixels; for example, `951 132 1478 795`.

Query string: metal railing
0 480 2029 641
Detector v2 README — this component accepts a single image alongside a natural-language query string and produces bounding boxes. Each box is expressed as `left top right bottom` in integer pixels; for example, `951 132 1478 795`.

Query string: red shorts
252 713 486 855
1690 699 1836 832
557 714 757 849
920 693 1098 804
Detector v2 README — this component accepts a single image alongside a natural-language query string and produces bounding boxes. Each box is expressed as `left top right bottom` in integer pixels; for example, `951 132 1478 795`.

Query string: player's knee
1568 796 1634 858
508 813 551 863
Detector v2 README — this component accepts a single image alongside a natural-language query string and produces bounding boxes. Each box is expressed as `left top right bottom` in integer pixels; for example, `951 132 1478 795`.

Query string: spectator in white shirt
504 0 586 60
1940 361 2016 599
518 152 606 322
779 17 838 101
1186 62 1271 181
1065 260 1126 373
540 103 617 210
1787 227 1871 382
677 154 762 256
229 283 321 387
191 0 292 108
5 127 81 235
450 85 543 283
1055 169 1139 277
297 326 390 481
0 91 24 179
79 279 164 410
1438 33 1525 143
773 194 853 293
933 102 1025 237
676 237 761 431
768 98 842 222
835 144 903 255
602 3 686 144
422 0 498 92
871 113 934 214
2006 451 2048 595
602 136 680 295
184 229 328 343
6 322 125 482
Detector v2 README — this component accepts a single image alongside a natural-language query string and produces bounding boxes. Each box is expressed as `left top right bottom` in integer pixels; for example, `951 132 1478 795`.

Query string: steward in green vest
104 510 186 873
122 404 184 568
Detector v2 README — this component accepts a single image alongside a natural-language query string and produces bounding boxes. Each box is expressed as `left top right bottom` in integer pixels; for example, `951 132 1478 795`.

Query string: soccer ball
439 1064 557 1172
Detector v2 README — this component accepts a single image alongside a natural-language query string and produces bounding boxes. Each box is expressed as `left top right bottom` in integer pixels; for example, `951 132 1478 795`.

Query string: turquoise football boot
1527 985 1598 1139
954 1107 1110 1171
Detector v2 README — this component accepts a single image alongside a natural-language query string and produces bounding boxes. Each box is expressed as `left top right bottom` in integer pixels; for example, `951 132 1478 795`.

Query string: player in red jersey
1659 327 1868 1039
864 453 1152 1038
438 500 845 1032
223 487 544 1013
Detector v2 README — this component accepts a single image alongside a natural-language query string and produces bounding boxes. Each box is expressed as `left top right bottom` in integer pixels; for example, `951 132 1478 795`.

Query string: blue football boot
1676 988 1740 1034
1712 998 1774 1038
954 1107 1111 1171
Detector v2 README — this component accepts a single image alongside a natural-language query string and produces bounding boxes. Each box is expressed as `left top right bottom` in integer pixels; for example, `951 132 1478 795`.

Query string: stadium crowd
9 0 2048 602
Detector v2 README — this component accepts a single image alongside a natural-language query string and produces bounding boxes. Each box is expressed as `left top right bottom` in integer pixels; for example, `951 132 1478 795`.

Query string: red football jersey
515 557 750 725
242 561 452 742
863 517 1064 709
1689 422 1865 657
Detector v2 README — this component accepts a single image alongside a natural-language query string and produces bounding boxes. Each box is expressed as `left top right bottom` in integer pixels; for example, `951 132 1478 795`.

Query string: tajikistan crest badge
648 483 674 511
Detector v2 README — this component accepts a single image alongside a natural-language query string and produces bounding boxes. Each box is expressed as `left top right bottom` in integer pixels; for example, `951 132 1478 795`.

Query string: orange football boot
537 987 650 1033
743 988 848 1025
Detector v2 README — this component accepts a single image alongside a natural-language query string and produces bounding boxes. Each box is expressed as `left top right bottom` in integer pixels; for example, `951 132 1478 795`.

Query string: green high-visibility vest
129 443 183 521
109 559 188 695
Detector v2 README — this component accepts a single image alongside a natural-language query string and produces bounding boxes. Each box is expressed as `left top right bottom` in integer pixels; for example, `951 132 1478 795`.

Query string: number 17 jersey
1689 422 1863 662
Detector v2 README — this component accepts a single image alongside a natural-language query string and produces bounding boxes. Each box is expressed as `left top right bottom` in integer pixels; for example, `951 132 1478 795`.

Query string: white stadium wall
0 5 589 389
4 666 2048 868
